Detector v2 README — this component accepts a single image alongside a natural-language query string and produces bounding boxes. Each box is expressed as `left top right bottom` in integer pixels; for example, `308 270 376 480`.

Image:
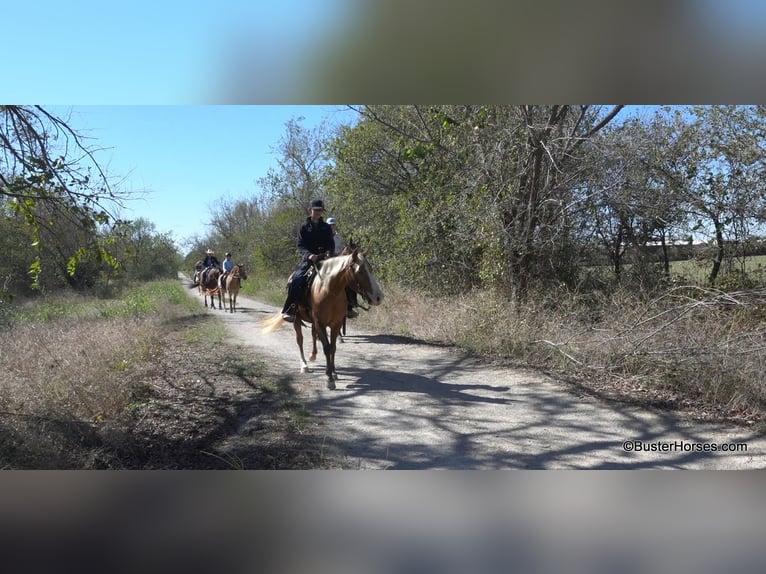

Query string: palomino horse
223 264 247 313
262 248 383 389
199 267 223 310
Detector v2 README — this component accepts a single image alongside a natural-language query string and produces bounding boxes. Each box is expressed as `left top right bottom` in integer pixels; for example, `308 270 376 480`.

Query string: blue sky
47 106 359 249
5 0 351 103
6 0 766 105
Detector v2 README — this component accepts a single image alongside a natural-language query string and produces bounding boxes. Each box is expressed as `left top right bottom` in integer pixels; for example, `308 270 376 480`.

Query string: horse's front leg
329 325 341 381
315 325 336 390
217 291 223 310
295 321 311 373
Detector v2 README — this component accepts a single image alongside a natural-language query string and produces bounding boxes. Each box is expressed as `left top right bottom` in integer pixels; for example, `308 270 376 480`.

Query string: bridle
345 257 373 310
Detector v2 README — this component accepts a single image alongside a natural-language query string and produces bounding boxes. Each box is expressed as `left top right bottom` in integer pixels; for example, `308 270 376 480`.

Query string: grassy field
670 254 766 286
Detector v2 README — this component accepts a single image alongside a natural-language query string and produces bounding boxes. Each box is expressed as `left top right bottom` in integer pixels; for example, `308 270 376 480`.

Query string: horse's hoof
300 365 311 373
326 379 336 390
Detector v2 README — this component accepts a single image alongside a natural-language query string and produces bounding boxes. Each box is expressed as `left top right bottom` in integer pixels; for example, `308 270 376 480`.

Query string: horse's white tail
260 313 285 334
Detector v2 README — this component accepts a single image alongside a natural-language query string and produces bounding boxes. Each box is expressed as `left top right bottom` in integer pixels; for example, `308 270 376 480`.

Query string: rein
344 258 373 310
229 264 245 282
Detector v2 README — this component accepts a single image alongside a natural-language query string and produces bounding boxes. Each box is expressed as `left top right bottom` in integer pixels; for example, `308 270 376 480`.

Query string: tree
331 105 624 298
254 117 339 276
582 112 688 285
259 117 334 210
329 106 485 293
0 106 127 296
647 106 766 286
107 218 182 282
489 105 624 299
208 196 263 264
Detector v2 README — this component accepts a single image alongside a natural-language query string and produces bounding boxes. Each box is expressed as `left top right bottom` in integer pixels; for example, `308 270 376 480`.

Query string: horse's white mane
317 253 352 280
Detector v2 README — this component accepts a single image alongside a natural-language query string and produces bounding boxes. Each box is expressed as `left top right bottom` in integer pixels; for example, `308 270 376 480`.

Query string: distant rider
221 252 235 287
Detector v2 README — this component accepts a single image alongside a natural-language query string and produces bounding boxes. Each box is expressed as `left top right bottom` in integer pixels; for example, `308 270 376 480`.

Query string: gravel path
184 275 766 469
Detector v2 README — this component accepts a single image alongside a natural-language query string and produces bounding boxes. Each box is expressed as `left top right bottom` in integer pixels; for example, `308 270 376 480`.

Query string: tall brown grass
0 282 197 468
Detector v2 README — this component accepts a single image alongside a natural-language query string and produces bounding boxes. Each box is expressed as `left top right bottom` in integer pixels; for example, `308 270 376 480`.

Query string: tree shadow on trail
301 358 766 470
339 367 513 406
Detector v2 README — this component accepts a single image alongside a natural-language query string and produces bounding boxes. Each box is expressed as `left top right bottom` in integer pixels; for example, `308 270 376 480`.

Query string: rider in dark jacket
280 199 335 322
201 249 220 284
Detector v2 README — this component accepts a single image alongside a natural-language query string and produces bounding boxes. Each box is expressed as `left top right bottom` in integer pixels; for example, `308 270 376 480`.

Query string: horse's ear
362 250 368 257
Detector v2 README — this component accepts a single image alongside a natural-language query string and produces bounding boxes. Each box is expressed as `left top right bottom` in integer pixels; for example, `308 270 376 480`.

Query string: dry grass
1 316 153 422
0 281 346 469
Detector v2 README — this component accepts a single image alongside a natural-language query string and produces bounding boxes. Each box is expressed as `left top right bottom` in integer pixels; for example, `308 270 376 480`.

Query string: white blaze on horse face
359 257 384 305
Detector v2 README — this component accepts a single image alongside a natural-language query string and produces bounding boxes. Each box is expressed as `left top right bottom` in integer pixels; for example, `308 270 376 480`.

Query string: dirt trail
183 275 766 469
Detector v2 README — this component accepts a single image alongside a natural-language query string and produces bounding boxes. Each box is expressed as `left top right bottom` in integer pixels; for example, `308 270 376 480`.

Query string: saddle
286 265 319 319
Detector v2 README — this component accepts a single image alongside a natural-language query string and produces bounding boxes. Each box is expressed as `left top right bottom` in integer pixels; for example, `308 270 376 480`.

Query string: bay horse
223 264 247 313
262 248 383 389
199 267 223 310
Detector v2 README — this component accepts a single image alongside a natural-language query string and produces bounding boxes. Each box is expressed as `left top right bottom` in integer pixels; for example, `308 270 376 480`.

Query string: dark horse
262 248 383 389
224 263 247 313
199 266 223 310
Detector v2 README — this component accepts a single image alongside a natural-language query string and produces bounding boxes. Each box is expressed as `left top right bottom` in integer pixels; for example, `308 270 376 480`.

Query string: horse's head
348 248 384 306
235 264 247 280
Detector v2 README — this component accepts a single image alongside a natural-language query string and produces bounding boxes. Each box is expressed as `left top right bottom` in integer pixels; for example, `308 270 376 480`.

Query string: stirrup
346 308 359 319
